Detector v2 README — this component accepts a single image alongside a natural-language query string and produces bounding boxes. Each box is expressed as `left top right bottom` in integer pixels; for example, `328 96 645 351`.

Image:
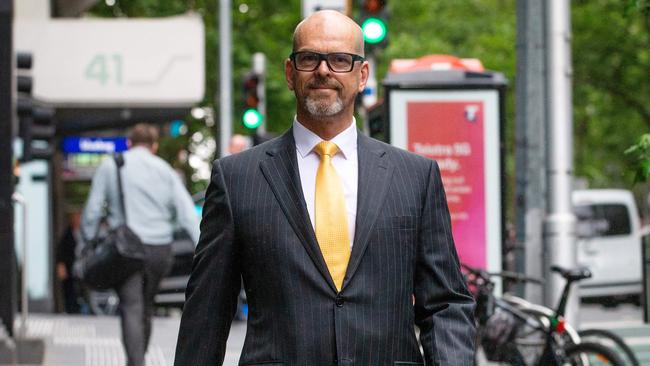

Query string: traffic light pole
0 0 16 337
218 0 233 158
253 52 266 135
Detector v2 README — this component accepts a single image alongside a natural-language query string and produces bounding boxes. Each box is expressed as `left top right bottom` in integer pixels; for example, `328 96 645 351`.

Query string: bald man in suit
174 10 475 366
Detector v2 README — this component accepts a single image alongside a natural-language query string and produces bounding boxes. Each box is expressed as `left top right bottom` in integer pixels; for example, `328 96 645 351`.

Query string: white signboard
302 0 347 18
14 14 205 107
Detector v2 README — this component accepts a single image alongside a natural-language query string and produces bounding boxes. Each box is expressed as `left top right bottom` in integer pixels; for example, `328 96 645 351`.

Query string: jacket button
335 296 344 307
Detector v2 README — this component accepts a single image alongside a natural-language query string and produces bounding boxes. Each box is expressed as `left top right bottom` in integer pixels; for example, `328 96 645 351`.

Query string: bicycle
501 266 639 366
462 263 625 365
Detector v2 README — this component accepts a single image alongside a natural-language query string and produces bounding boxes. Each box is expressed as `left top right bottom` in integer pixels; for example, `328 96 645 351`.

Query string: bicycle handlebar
461 263 545 285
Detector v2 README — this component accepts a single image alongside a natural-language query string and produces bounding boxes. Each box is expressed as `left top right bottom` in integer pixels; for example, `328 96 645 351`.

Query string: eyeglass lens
294 52 354 72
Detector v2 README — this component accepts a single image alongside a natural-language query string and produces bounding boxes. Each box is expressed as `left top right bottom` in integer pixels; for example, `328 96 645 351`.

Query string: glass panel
575 204 631 237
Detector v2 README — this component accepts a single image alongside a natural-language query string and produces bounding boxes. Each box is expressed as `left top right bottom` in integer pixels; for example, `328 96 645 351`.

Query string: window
575 204 631 237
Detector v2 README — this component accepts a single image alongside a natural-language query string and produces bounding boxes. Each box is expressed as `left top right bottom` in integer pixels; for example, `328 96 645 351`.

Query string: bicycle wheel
564 341 625 366
578 329 639 366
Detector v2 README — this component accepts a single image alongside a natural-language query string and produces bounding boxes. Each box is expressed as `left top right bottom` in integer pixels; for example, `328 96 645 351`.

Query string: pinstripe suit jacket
174 130 475 366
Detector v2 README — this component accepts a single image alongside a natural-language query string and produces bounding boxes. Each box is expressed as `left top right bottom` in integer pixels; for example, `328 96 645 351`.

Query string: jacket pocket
375 215 417 231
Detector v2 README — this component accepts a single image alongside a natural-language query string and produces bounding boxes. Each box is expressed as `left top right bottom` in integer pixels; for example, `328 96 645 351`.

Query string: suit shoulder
366 136 434 170
213 135 282 172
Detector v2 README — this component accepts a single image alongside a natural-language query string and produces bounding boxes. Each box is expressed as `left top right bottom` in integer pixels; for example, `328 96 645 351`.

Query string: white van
572 189 642 302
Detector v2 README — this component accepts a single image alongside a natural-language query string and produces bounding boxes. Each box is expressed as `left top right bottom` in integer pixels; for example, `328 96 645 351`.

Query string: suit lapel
259 130 337 293
342 134 393 290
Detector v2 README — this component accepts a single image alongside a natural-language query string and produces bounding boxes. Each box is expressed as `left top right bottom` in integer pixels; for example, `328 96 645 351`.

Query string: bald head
293 10 365 56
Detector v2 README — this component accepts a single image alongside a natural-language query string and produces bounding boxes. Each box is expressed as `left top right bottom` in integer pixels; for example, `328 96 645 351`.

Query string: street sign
302 0 348 18
14 14 205 107
62 137 128 154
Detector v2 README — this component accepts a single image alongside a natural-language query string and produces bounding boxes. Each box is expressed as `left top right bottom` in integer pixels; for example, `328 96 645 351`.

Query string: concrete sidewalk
15 314 246 366
12 304 650 365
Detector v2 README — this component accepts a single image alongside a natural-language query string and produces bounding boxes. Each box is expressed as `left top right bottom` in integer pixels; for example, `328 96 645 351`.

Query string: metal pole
12 192 27 339
0 0 17 338
253 52 266 135
219 0 232 158
544 0 577 323
514 0 547 303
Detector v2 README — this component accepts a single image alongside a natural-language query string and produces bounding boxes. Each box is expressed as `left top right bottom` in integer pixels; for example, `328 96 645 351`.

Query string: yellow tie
314 141 351 291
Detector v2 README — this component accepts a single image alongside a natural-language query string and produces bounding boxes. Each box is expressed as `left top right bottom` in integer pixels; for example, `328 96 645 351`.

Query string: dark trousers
62 277 80 313
117 244 174 366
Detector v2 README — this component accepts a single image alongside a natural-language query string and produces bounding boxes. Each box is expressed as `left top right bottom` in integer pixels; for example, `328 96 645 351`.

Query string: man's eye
300 54 318 62
331 55 350 64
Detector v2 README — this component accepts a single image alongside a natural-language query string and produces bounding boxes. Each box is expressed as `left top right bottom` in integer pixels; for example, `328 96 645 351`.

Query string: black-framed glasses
290 51 365 73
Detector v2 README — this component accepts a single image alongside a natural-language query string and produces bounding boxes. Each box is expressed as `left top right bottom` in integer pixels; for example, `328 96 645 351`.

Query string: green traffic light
242 108 263 129
362 17 387 44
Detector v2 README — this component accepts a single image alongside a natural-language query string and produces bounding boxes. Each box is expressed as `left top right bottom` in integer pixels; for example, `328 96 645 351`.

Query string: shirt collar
293 117 358 159
130 146 151 154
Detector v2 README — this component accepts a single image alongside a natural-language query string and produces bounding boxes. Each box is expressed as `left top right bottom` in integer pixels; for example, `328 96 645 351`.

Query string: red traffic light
363 0 385 14
243 74 260 108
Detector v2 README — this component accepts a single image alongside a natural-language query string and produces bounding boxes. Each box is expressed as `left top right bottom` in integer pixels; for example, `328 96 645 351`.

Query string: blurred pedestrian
228 134 250 155
56 211 83 314
175 10 475 366
81 123 199 366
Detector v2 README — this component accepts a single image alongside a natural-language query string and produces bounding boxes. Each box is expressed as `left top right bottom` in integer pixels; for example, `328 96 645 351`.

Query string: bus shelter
377 55 507 275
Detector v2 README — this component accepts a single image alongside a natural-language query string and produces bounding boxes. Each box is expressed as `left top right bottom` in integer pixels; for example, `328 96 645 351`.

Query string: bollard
11 192 28 338
11 192 44 365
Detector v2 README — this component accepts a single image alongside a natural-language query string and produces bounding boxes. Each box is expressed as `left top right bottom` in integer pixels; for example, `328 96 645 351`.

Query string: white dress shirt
293 118 358 247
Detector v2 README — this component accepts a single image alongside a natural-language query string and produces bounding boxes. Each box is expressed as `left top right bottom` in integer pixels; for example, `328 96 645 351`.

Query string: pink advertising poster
389 89 501 273
407 101 486 268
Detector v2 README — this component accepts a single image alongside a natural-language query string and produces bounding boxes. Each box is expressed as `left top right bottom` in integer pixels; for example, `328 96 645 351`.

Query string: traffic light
16 52 56 161
359 0 388 51
242 73 263 129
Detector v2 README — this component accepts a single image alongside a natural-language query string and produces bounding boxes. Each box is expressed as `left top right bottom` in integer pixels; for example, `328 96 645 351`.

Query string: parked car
573 189 643 304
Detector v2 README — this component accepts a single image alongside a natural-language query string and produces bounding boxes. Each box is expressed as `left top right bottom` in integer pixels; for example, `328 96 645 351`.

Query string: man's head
127 123 159 153
285 10 368 128
68 211 81 230
228 134 250 155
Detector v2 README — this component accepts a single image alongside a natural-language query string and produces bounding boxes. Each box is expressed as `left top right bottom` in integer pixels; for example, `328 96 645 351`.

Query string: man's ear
358 60 369 93
285 58 295 91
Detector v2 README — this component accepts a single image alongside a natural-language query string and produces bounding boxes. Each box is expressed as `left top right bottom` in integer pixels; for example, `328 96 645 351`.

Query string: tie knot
314 141 339 158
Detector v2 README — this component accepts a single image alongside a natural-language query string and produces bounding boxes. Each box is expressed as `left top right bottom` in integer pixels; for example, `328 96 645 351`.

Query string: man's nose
315 59 331 76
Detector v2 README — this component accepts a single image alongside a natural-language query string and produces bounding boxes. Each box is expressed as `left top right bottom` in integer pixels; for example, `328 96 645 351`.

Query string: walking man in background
175 10 475 366
56 211 83 313
82 123 199 366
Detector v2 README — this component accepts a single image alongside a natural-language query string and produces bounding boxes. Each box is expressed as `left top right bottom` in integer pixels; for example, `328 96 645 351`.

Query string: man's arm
80 158 112 243
414 160 476 366
170 171 200 244
174 160 241 366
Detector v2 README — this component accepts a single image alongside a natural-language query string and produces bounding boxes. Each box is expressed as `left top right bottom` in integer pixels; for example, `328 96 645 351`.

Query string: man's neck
296 110 354 140
131 144 155 154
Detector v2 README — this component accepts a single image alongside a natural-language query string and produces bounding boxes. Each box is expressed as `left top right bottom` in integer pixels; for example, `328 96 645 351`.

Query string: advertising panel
389 90 501 273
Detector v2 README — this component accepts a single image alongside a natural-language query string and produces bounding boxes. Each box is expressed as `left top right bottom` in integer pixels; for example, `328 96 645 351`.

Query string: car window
575 203 631 237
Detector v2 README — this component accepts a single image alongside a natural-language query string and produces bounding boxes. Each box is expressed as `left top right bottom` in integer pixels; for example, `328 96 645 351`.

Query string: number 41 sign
28 15 205 107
